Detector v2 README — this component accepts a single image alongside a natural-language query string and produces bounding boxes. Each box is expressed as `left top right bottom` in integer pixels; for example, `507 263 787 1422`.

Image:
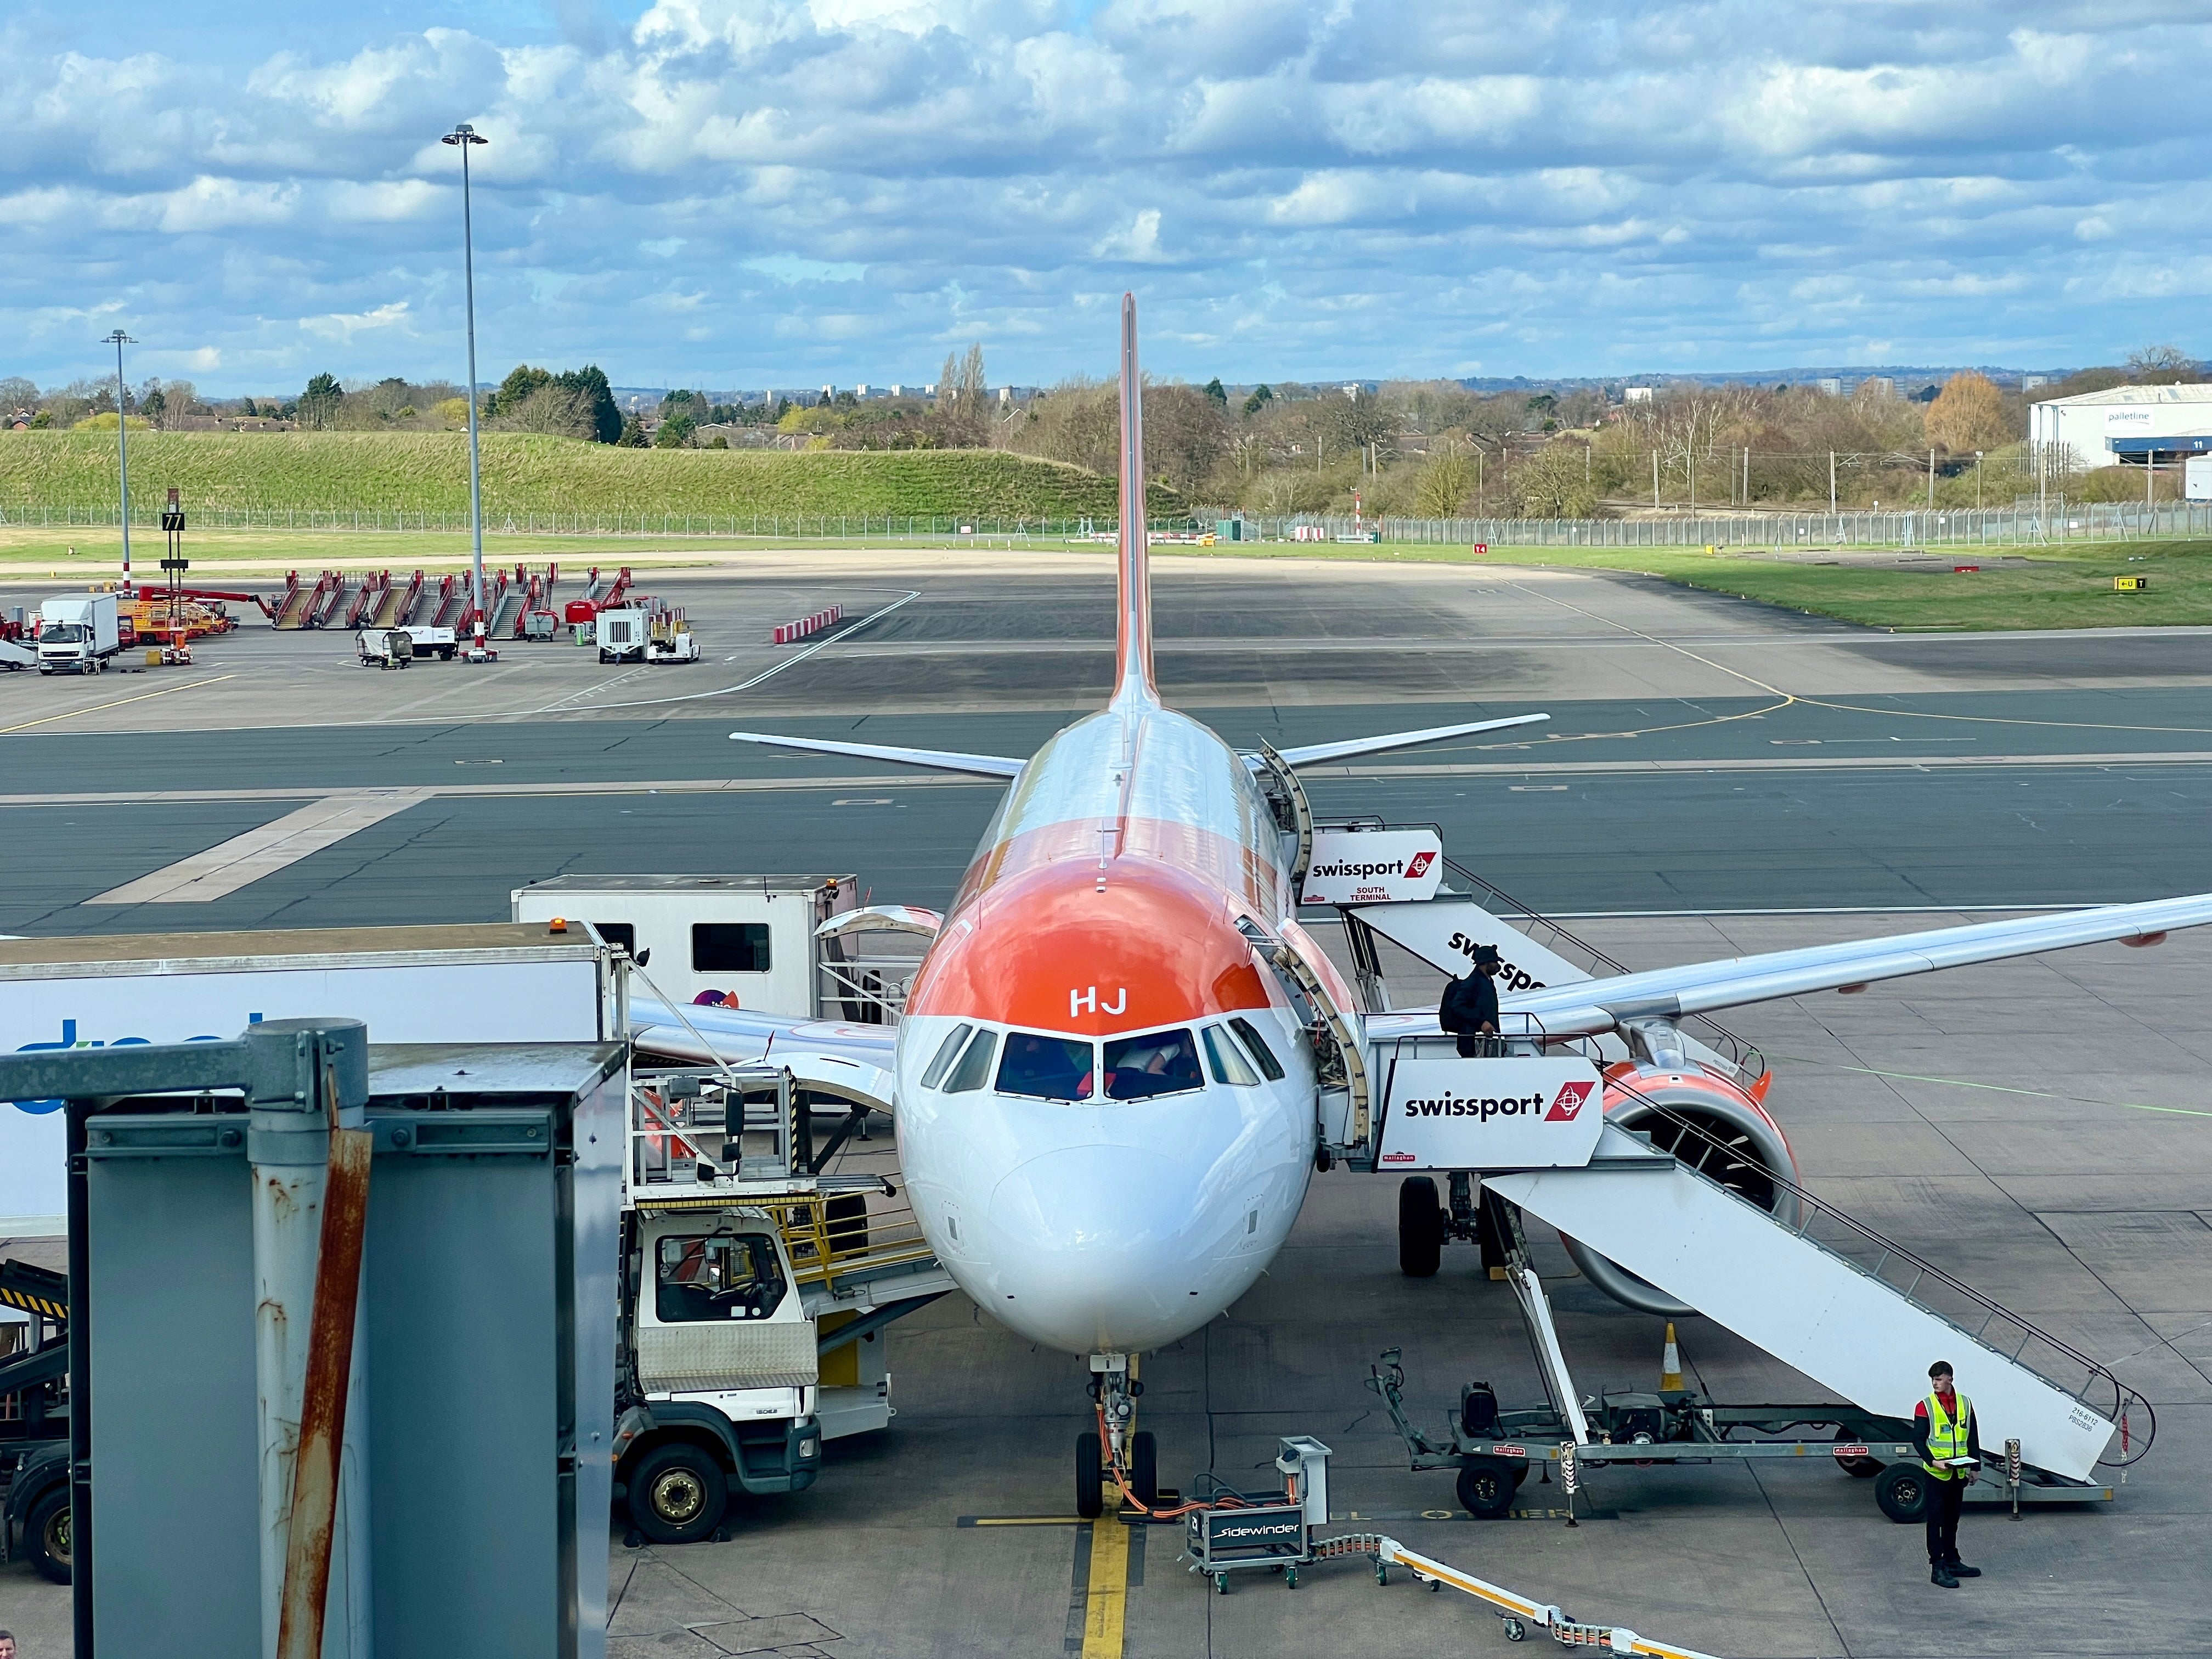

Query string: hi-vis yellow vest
1922 1391 1972 1480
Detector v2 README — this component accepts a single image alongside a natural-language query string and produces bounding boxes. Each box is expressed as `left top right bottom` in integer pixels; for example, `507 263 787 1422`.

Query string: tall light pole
105 329 136 589
442 123 489 644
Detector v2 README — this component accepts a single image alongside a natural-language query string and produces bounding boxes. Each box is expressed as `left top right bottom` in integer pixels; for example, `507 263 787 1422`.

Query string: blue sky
5 0 2207 394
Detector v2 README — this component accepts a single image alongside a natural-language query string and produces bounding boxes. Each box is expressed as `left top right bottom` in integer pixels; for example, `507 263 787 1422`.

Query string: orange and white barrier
772 605 843 644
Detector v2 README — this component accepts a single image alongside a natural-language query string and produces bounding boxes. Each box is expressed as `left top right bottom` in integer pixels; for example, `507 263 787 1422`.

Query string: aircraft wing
730 731 1024 778
628 995 899 1110
1365 892 2212 1041
1272 713 1549 769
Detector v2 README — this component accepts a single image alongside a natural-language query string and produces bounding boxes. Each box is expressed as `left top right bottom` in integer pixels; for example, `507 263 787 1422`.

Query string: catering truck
35 594 121 675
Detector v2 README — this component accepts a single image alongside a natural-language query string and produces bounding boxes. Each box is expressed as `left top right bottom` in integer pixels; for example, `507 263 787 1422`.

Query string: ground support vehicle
0 1255 69 1583
357 624 458 663
597 606 648 663
35 594 121 674
613 1052 953 1544
2 1437 69 1583
1365 1258 2122 1524
646 616 698 664
355 627 414 669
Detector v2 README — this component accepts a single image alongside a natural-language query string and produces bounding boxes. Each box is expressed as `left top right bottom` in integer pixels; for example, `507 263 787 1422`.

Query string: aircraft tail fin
1114 292 1155 703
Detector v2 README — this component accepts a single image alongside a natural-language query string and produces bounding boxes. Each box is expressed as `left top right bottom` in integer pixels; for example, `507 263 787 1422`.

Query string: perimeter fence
3 498 2209 546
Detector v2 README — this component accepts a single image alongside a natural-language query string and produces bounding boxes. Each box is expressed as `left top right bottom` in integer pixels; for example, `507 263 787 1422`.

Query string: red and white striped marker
772 604 843 645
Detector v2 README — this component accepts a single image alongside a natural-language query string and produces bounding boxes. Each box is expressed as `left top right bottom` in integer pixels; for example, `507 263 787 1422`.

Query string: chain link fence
4 498 2208 546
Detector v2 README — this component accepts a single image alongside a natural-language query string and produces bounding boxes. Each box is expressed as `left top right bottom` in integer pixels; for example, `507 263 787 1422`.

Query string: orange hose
1094 1407 1252 1521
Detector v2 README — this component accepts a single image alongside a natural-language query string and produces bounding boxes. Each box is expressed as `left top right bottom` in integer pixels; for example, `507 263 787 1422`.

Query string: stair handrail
1623 1090 2155 1466
1315 816 1763 1076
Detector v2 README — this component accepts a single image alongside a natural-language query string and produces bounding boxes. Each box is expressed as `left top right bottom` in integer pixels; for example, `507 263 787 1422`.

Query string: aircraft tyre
1398 1177 1444 1277
1075 1430 1104 1519
629 1442 728 1545
1456 1457 1517 1519
1874 1463 1931 1523
1130 1430 1158 1508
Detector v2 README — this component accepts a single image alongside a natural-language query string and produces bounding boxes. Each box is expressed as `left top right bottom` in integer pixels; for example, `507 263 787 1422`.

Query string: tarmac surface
1 549 2209 1657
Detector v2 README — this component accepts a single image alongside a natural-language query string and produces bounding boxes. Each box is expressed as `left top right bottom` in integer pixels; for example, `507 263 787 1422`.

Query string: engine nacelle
1560 1060 1799 1318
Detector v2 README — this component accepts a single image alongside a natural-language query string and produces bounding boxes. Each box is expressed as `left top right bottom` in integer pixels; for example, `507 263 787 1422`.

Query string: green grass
1172 536 2212 630
0 432 1155 521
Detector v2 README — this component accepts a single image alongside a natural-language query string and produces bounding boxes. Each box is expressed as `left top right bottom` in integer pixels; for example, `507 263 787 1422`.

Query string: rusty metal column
249 1020 372 1659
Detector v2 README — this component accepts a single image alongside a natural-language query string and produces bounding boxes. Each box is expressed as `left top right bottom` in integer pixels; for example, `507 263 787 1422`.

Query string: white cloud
4 1 2212 387
300 301 412 342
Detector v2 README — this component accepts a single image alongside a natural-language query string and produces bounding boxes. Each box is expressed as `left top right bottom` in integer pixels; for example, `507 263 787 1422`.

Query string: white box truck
0 922 612 1232
513 874 860 1014
36 594 121 675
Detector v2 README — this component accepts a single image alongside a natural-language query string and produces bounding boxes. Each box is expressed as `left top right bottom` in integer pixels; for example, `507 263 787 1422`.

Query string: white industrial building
2028 382 2212 470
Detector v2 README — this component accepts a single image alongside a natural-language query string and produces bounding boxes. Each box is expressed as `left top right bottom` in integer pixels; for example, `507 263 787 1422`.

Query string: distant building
1623 387 1654 404
2021 375 2049 393
855 383 871 398
1815 377 1844 398
1860 377 1896 399
2029 381 2212 470
889 384 905 398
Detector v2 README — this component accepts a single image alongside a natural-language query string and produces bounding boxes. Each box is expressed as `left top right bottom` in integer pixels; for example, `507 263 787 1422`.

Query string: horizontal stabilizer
1273 713 1548 769
730 731 1024 778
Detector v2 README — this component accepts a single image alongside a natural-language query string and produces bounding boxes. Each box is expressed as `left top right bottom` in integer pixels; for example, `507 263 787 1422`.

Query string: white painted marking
84 791 431 904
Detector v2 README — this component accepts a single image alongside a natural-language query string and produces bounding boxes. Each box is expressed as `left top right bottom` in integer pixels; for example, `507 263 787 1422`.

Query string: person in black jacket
1911 1360 1985 1587
1440 944 1503 1057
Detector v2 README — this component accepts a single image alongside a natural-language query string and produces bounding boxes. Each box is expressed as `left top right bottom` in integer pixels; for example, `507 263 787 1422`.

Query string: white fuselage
891 693 1319 1355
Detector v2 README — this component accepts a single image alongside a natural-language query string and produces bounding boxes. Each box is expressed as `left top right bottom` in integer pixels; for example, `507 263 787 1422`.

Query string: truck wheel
26 1486 71 1583
1398 1177 1444 1277
1456 1457 1517 1519
628 1442 728 1545
1075 1430 1103 1520
1130 1429 1158 1509
1874 1463 1931 1524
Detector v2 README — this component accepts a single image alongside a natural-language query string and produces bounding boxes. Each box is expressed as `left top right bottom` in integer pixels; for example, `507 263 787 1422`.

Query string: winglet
1114 292 1155 704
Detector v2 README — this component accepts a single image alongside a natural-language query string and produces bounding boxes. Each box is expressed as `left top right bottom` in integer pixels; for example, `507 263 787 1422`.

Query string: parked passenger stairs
1483 1113 2145 1483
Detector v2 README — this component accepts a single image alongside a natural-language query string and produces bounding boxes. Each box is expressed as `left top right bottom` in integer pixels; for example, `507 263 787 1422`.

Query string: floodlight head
442 123 488 147
103 329 134 346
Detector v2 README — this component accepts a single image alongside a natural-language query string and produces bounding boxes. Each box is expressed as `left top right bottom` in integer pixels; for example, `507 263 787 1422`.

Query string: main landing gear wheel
1130 1429 1158 1509
1075 1430 1104 1519
1456 1457 1519 1519
1874 1463 1932 1524
1398 1176 1444 1277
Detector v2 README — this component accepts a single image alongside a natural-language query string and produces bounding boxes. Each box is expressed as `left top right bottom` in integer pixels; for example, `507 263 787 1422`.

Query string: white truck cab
37 594 121 675
614 1204 824 1544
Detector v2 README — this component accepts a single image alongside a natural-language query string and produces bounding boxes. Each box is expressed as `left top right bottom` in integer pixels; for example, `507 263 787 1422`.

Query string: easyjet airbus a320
639 295 2212 1512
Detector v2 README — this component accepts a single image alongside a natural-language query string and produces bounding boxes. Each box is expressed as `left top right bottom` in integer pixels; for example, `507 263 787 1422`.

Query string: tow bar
1314 1534 1720 1657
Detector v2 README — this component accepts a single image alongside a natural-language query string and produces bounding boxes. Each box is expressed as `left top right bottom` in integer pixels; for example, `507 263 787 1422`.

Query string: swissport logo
1544 1080 1595 1122
1405 850 1435 879
1308 856 1412 881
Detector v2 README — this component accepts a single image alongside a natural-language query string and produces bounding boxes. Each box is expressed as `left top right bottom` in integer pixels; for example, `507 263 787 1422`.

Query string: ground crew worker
1912 1360 1983 1587
1440 944 1503 1058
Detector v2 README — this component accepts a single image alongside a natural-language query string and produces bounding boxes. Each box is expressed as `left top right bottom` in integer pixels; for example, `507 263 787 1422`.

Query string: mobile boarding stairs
1280 833 2150 1512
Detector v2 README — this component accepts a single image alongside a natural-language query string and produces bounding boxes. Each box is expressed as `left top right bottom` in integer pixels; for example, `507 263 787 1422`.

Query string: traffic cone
1659 1323 1683 1391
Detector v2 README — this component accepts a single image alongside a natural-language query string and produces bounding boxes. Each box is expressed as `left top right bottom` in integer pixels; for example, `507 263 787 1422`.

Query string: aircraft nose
984 1145 1211 1352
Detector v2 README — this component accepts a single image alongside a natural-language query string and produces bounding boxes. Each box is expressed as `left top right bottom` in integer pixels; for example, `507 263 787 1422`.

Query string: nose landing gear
1079 1353 1159 1519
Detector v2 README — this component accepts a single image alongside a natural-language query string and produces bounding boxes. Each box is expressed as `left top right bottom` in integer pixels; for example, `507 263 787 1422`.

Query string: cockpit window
921 1023 974 1088
1228 1017 1286 1081
943 1028 998 1093
1201 1024 1262 1087
996 1032 1095 1101
654 1233 786 1323
1104 1029 1204 1100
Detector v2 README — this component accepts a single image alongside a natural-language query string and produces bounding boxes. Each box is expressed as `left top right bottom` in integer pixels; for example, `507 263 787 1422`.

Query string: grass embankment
0 432 1154 520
